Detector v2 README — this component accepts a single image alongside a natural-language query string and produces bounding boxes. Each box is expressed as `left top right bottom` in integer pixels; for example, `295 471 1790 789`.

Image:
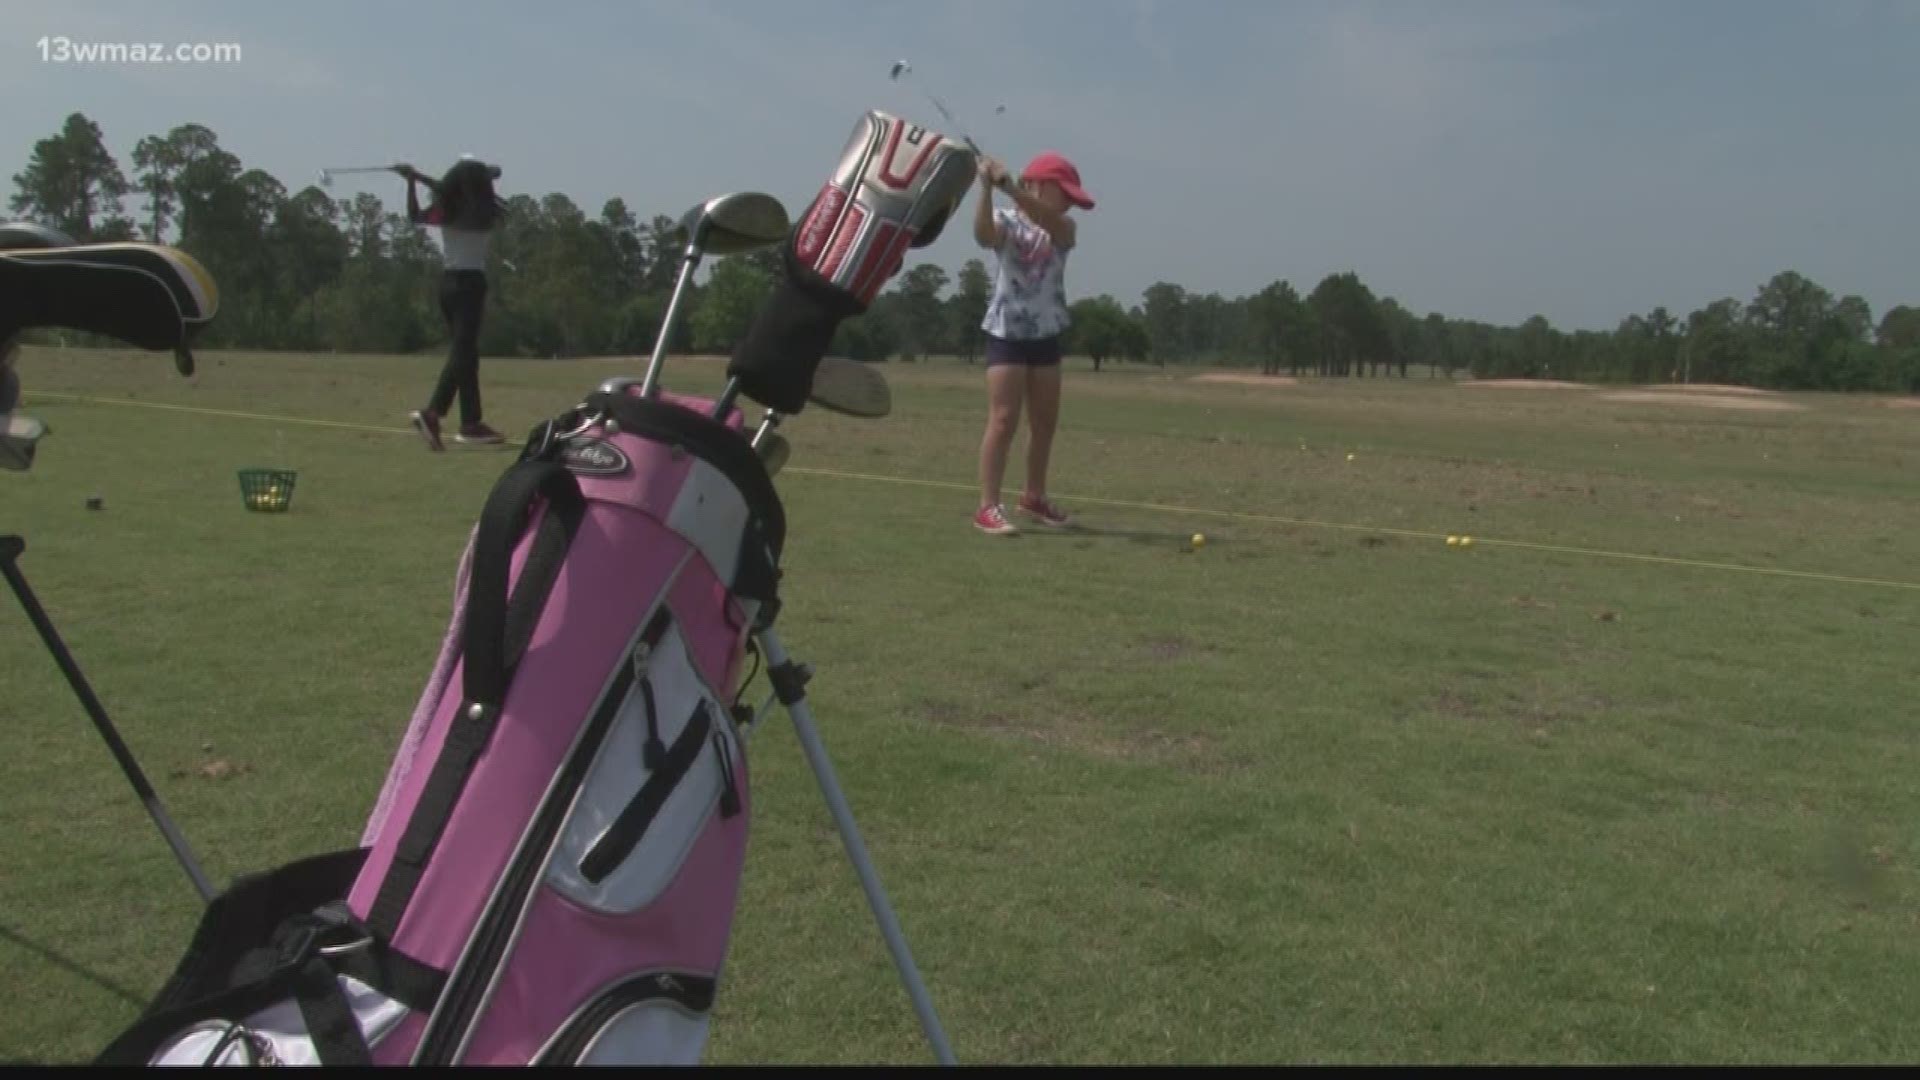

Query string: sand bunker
1599 391 1804 412
1640 383 1778 396
1461 379 1591 389
1189 373 1300 387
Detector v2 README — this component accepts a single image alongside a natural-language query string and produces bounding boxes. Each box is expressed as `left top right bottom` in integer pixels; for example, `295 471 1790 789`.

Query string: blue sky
4 0 1916 332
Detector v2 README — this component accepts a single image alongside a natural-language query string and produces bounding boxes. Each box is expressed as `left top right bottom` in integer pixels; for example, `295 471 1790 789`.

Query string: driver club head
673 191 790 256
757 430 792 476
0 411 47 472
808 356 892 418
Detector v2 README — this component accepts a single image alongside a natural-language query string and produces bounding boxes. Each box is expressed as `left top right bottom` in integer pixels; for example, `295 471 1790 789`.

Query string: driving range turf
4 346 1918 1064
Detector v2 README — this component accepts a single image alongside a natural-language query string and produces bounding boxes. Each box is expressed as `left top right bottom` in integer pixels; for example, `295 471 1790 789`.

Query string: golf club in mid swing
317 165 402 188
888 60 1013 193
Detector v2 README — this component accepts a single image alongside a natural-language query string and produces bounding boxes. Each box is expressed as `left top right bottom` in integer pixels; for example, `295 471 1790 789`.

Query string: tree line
11 111 1919 392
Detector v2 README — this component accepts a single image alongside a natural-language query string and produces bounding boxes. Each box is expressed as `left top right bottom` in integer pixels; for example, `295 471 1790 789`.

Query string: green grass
3 345 1919 1064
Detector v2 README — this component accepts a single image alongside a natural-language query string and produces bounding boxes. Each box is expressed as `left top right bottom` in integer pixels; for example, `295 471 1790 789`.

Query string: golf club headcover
0 242 217 377
727 110 975 413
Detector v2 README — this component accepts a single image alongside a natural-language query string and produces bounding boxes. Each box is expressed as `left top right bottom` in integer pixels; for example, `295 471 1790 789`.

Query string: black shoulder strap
364 458 585 940
462 458 586 709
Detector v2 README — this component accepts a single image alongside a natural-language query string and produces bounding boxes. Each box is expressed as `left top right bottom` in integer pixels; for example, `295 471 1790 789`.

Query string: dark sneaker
410 409 444 452
455 422 505 445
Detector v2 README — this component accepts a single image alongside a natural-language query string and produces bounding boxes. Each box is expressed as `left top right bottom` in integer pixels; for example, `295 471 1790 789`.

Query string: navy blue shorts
984 334 1062 367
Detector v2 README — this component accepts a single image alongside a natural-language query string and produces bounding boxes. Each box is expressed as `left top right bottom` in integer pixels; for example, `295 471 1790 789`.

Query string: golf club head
673 191 790 256
0 410 47 472
809 356 891 418
757 431 792 476
2 328 38 469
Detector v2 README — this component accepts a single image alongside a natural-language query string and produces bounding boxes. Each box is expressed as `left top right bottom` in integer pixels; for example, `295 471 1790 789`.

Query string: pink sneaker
973 503 1019 536
1017 492 1071 527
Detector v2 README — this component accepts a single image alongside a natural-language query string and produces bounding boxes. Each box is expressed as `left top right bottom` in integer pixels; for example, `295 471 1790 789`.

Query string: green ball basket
238 468 297 513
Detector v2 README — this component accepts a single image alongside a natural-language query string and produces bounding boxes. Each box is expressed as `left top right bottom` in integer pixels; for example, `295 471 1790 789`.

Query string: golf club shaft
894 68 1013 192
711 377 742 420
640 240 702 399
749 411 780 447
1 537 217 903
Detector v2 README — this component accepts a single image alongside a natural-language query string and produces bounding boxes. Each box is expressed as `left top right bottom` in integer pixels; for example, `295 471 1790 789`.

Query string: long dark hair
433 159 505 231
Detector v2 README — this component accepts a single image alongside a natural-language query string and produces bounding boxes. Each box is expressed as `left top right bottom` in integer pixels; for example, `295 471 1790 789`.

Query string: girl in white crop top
400 156 507 450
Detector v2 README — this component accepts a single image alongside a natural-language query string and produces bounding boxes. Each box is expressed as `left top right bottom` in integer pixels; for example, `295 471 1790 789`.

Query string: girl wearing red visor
971 150 1094 536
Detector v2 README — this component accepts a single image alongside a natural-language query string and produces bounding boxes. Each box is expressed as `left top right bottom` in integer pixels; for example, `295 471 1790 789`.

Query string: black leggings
429 270 487 424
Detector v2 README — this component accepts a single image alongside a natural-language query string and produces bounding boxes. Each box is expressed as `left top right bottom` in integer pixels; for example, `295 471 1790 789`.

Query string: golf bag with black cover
94 109 976 1068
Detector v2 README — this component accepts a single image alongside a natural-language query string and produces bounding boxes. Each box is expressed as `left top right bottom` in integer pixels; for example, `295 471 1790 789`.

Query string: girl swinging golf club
401 155 507 450
971 150 1094 536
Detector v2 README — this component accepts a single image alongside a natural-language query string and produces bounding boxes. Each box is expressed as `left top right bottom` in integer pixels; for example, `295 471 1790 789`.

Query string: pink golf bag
96 386 786 1065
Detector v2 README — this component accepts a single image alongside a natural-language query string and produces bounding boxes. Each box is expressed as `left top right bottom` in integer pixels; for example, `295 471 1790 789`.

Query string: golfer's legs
452 277 487 424
980 363 1026 507
429 272 486 424
1024 362 1062 497
428 275 463 416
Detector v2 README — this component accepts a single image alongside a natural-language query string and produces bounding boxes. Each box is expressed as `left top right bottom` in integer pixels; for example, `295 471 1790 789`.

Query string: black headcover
0 240 219 376
724 240 869 415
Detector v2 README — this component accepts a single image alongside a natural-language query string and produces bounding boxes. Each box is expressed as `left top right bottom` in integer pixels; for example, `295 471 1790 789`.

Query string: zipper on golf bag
533 972 718 1065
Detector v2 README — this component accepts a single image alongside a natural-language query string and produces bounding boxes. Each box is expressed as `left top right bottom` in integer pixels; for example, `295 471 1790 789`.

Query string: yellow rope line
26 390 1920 593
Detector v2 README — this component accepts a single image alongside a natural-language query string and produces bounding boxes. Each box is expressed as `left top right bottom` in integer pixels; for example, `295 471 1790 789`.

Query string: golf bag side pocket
547 607 745 914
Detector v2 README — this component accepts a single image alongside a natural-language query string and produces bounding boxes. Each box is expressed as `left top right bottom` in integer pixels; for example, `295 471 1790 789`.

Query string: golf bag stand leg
754 626 958 1066
0 534 217 903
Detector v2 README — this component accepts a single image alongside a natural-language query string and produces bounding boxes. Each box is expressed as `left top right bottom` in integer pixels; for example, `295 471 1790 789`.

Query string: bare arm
972 165 1005 249
399 165 441 225
970 157 1075 251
